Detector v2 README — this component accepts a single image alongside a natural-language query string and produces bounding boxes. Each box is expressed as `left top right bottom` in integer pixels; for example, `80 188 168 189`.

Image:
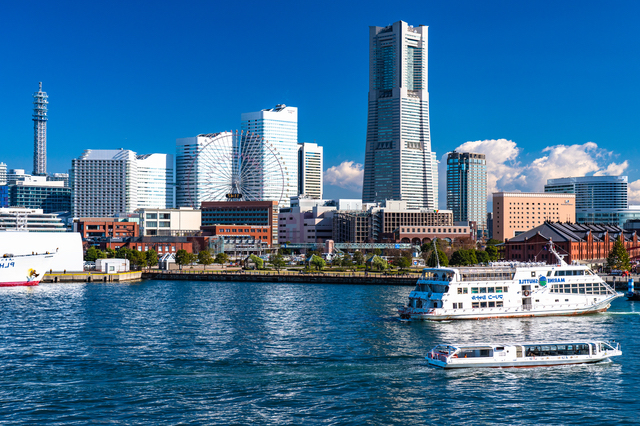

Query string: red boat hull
0 281 40 287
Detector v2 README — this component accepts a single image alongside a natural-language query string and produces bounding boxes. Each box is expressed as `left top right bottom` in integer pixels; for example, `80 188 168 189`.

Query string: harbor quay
141 269 418 286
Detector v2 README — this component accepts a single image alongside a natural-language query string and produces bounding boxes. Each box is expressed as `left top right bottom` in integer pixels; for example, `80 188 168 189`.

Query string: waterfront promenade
142 269 418 286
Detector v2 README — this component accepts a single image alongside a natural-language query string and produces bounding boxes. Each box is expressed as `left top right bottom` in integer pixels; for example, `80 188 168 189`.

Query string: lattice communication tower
32 82 48 176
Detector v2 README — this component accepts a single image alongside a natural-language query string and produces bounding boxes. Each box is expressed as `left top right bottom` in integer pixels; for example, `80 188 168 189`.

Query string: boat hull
432 357 613 369
0 253 55 287
399 295 620 321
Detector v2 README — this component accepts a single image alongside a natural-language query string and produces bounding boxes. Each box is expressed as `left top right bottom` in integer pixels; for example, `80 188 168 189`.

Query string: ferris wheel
186 131 287 207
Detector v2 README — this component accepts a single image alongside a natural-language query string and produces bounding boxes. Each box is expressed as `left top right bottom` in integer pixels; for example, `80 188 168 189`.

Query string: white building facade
138 207 201 236
241 104 298 207
72 149 174 217
298 142 323 199
362 21 438 210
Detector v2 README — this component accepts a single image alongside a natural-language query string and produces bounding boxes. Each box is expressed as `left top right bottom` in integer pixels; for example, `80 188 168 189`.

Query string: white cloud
629 180 640 205
440 139 628 205
324 161 364 192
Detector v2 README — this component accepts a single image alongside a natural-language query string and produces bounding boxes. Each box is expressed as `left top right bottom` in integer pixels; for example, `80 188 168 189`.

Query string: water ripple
0 281 638 425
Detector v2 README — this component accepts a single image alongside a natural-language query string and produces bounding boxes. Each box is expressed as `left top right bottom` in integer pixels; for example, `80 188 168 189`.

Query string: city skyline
3 1 640 207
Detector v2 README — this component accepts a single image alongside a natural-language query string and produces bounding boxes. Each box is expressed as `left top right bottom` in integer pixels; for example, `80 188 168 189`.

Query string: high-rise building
362 21 438 209
176 133 233 208
136 154 175 209
71 149 174 217
241 104 298 207
298 142 323 199
32 82 48 176
0 162 7 185
544 176 632 225
8 176 71 213
446 151 487 238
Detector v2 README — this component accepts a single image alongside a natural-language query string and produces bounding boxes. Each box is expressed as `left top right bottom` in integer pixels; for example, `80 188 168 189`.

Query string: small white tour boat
426 340 621 369
398 241 621 321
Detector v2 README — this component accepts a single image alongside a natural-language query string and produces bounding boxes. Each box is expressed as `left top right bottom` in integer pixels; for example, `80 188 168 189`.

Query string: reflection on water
0 281 638 425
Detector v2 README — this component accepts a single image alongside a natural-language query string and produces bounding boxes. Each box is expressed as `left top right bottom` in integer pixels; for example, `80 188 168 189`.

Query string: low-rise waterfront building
200 201 278 246
0 207 67 232
138 207 201 236
74 218 140 240
503 222 640 266
98 236 193 254
493 192 576 241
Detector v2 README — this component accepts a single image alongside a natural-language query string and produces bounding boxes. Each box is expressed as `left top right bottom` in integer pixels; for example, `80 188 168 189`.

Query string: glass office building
362 20 438 209
544 176 631 225
446 151 487 237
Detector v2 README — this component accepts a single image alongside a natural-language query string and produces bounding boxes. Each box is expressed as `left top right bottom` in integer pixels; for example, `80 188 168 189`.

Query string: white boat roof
435 340 611 348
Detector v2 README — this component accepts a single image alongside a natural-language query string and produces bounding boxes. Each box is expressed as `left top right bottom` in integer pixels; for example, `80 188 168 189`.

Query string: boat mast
547 239 568 266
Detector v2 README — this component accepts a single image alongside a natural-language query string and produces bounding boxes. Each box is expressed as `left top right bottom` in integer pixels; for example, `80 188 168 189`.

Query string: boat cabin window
415 283 431 292
458 348 493 358
547 271 553 276
472 302 479 308
555 270 585 276
550 282 614 295
479 287 487 293
599 342 616 351
457 288 468 294
525 344 589 357
471 287 479 293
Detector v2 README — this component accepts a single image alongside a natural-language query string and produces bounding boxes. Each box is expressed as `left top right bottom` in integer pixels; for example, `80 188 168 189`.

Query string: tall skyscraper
71 149 174 217
362 21 438 209
446 151 487 237
298 142 323 199
241 104 298 207
32 82 48 176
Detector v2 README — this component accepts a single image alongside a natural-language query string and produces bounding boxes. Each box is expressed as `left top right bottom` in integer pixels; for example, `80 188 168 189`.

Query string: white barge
427 340 622 368
398 242 621 321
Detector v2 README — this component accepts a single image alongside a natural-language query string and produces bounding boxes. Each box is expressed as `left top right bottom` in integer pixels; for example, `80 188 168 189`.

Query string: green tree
393 256 411 271
371 255 388 271
309 254 326 271
96 249 107 259
373 248 382 256
269 253 286 271
486 245 498 261
146 249 158 270
115 247 133 264
249 254 264 269
607 240 631 271
450 249 471 266
486 238 502 246
105 247 116 258
353 251 365 266
425 248 449 267
475 250 490 264
215 252 229 267
198 250 214 267
84 246 99 262
176 249 190 270
341 253 353 268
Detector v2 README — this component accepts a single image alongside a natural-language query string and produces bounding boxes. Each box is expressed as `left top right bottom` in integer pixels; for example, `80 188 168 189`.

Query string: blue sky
2 1 640 207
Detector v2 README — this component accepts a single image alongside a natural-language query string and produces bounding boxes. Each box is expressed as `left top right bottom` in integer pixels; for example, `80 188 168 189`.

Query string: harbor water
1 280 639 425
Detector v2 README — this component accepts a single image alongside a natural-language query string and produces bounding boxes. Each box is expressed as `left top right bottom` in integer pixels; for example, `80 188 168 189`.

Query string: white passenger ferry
398 242 621 321
426 340 621 368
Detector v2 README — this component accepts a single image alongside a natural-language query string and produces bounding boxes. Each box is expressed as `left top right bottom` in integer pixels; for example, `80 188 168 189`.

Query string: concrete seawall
142 271 417 286
42 271 142 283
